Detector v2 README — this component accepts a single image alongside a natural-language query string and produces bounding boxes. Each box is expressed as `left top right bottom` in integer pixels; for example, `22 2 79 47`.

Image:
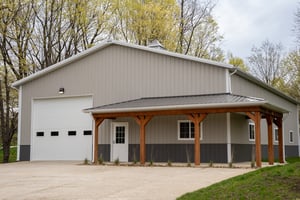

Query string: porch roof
84 93 288 114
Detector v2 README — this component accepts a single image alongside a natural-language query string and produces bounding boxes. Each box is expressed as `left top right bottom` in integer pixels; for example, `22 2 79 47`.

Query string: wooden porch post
135 115 152 165
274 117 284 163
246 112 262 167
187 113 207 166
93 117 104 164
266 115 274 165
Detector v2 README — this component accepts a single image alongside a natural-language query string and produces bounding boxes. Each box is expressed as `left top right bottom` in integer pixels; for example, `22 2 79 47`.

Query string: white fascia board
85 101 268 114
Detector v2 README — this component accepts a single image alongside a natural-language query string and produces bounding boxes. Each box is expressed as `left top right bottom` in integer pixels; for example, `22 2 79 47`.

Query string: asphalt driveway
0 162 253 200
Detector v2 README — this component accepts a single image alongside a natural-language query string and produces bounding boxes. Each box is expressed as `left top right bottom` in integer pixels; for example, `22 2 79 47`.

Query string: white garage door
31 96 93 161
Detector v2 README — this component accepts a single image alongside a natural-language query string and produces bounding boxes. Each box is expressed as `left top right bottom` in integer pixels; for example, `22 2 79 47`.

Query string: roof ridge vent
148 40 165 50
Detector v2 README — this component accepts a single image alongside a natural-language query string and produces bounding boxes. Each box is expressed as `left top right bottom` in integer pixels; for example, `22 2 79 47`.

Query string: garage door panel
32 97 93 161
34 98 92 130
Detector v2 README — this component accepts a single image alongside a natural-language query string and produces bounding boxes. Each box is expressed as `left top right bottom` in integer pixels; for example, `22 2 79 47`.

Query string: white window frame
274 127 278 142
178 120 203 140
249 122 255 141
289 130 294 143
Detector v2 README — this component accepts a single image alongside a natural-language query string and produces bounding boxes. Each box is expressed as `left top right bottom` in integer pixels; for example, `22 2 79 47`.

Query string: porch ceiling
84 93 288 116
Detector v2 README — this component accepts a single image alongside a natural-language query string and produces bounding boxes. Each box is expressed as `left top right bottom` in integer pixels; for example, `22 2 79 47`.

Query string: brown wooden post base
135 115 152 165
246 112 262 167
187 113 207 166
266 115 274 165
93 117 104 164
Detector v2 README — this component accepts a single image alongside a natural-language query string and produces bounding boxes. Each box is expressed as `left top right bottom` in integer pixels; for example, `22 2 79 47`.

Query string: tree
280 49 300 101
248 40 284 87
228 53 249 72
112 0 179 50
0 0 35 162
31 0 113 70
294 3 300 46
0 64 18 163
176 0 224 61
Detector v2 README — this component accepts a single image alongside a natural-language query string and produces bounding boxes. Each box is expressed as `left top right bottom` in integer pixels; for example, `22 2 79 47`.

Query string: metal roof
84 93 288 114
11 39 299 106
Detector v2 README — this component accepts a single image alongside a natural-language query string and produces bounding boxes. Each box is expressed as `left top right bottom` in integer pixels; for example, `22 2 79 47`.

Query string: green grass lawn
0 147 17 163
178 158 300 200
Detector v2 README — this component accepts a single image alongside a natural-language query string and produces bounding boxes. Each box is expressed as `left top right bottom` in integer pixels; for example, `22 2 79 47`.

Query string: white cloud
213 0 298 60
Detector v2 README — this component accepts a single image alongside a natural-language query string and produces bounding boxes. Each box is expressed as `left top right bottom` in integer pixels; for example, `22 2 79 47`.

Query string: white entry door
111 122 128 162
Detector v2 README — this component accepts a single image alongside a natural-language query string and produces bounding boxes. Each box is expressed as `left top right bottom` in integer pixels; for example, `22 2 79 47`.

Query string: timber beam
93 117 105 164
266 115 274 165
134 115 153 165
246 112 262 167
187 113 207 166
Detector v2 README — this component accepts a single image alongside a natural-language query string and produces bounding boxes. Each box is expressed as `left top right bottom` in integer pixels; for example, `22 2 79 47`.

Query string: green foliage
280 49 300 101
113 0 179 50
286 157 300 163
114 158 120 165
177 161 300 200
83 158 89 165
228 53 249 72
0 147 17 163
167 160 172 166
149 159 154 166
98 154 104 165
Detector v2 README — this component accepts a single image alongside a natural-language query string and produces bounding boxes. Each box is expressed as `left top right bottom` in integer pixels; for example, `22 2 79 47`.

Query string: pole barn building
13 40 300 167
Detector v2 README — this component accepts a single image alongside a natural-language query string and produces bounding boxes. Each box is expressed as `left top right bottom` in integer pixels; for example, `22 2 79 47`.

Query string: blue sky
213 0 298 61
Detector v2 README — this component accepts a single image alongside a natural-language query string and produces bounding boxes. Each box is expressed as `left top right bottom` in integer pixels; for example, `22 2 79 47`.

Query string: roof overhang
84 94 288 118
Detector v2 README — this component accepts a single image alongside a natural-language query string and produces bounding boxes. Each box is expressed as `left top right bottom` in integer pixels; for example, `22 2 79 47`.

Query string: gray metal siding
231 113 282 145
103 114 227 145
19 145 30 161
231 75 299 147
20 44 227 145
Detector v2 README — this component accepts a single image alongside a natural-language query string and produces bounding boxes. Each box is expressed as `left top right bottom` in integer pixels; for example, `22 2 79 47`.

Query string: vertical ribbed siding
231 75 299 147
20 45 228 145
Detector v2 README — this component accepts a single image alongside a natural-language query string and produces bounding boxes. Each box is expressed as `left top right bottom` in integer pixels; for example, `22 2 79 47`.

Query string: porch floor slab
0 161 255 200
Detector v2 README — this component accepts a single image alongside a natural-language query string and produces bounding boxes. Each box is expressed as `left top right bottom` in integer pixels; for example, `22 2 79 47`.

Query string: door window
115 126 125 144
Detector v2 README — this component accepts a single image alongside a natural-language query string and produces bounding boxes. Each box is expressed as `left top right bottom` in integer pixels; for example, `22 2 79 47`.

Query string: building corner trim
17 86 22 161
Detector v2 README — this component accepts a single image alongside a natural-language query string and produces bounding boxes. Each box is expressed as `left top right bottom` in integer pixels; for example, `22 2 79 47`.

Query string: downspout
226 67 238 94
226 113 232 163
225 68 237 163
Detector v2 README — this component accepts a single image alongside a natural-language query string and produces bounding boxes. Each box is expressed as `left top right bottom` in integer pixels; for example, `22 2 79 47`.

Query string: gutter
84 101 269 114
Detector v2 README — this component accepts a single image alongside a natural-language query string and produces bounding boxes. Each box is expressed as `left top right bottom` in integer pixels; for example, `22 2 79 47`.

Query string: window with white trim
289 131 294 143
249 122 255 141
274 127 278 142
178 120 203 140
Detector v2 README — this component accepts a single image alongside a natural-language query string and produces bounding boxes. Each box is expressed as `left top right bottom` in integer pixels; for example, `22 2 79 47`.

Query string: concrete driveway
0 162 253 200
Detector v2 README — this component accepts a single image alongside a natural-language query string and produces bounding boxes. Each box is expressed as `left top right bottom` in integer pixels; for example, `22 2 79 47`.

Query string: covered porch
85 94 287 167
